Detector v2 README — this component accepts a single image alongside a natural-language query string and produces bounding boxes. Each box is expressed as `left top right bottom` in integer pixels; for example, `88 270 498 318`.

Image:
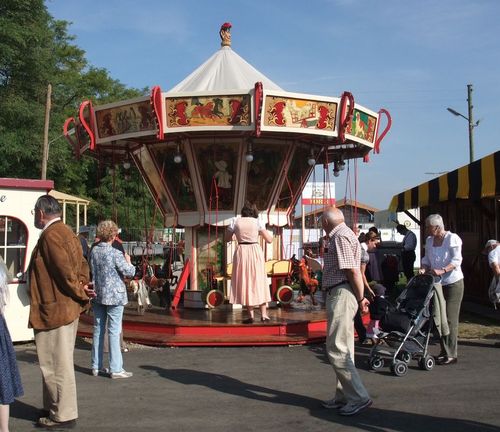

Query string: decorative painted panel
346 108 377 144
149 144 197 212
264 96 337 130
95 101 156 139
246 142 288 211
166 95 250 128
194 142 238 210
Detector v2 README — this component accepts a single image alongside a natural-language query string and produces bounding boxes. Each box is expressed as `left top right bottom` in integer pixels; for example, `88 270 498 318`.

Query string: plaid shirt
322 222 361 289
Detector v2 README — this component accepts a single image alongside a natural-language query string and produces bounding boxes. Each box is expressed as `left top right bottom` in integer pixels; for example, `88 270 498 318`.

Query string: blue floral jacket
89 242 136 305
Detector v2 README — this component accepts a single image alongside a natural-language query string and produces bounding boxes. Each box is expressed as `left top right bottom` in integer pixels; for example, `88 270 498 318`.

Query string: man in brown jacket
29 195 93 429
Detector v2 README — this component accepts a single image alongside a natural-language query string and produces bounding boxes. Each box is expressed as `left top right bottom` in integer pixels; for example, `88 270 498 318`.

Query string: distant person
365 283 391 340
366 226 382 282
419 214 463 366
397 224 417 281
78 226 90 260
0 258 24 432
225 202 273 323
29 195 92 429
355 231 378 344
483 239 500 306
89 220 136 379
320 206 372 416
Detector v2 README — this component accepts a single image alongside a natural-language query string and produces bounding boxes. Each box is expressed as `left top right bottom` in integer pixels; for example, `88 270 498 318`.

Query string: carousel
65 23 391 346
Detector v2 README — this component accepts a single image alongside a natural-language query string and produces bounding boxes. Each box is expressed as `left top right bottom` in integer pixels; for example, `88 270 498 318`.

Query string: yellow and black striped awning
389 150 500 212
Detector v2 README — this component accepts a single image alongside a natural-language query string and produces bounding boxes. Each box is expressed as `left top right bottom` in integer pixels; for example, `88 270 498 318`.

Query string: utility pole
447 84 479 164
41 83 52 180
467 84 474 164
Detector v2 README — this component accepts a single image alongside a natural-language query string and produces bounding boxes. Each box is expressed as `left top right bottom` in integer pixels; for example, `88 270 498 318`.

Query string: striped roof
389 150 500 212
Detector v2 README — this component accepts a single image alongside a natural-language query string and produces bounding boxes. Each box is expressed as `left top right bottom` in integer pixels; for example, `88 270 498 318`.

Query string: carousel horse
294 256 319 305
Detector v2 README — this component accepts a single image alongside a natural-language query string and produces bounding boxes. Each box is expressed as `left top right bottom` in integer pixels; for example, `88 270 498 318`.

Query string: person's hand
418 268 426 274
359 297 370 314
430 268 446 277
83 282 96 298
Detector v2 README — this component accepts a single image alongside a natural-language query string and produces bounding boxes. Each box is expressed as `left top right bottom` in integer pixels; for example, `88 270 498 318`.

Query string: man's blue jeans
91 303 124 373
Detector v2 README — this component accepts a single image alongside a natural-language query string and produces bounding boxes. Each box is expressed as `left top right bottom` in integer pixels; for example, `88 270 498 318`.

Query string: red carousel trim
364 108 392 162
374 108 392 154
254 81 263 138
151 85 164 140
339 91 354 143
78 100 96 151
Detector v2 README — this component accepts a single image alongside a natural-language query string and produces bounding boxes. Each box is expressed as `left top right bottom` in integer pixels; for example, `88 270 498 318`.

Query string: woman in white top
420 214 464 365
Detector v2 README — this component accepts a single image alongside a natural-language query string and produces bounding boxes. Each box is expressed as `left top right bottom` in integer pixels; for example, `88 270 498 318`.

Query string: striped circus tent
389 150 500 212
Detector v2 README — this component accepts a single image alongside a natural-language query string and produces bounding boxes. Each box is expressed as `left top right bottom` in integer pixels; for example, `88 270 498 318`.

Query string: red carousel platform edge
77 304 371 347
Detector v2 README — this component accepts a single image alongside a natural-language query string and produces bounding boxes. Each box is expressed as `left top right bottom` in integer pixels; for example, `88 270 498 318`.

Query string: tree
0 0 158 235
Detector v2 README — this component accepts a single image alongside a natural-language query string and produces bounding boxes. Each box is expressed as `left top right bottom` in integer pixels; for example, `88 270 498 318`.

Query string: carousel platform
77 302 332 347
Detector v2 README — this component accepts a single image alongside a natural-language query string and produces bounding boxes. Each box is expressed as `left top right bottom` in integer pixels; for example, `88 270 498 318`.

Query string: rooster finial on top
220 22 232 47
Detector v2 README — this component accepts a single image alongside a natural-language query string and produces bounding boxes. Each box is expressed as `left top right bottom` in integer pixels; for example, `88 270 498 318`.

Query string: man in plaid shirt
320 206 372 416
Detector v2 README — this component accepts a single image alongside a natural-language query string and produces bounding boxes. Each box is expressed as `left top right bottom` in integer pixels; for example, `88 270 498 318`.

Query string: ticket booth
0 179 54 341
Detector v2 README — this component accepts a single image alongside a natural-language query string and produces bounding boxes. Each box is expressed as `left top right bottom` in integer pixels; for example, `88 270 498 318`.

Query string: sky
45 0 500 210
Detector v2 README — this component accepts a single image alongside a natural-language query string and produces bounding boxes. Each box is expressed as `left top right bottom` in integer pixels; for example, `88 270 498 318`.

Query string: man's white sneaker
321 398 346 409
91 368 109 377
338 399 372 416
110 370 133 379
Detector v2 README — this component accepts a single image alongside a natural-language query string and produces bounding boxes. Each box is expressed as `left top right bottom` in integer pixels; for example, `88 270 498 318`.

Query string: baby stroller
368 274 436 377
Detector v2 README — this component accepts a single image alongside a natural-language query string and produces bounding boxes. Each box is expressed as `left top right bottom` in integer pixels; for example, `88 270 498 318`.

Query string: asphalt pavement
9 334 500 432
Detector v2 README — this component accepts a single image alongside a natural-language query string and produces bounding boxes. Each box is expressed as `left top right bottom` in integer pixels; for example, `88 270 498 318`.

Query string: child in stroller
368 274 437 377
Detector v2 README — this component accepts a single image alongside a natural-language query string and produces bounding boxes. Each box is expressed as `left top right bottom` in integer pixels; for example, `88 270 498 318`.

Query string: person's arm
436 235 463 277
41 233 90 302
360 262 371 292
491 262 500 278
114 250 136 278
257 217 273 243
225 217 236 242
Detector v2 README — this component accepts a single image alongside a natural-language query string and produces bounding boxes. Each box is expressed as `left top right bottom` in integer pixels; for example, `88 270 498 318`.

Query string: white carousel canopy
167 46 283 93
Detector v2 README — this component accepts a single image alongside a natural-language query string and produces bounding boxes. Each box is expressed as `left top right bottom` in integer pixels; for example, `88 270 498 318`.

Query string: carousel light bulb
174 153 182 164
123 161 131 170
245 153 254 163
307 157 316 166
338 160 346 171
333 169 340 177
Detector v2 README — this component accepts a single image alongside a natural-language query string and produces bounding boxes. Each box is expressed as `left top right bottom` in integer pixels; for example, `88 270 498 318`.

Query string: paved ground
10 334 500 432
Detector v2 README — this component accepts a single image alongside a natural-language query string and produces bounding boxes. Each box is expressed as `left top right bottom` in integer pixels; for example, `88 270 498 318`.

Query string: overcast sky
45 0 500 209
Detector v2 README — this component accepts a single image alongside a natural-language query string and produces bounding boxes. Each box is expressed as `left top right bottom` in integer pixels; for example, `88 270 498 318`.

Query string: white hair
425 214 444 230
0 257 11 315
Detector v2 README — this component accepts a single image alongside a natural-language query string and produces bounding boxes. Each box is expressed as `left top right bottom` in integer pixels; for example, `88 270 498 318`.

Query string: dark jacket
29 220 90 330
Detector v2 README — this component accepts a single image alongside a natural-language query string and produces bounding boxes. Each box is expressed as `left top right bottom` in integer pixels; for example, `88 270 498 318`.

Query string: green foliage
0 0 157 236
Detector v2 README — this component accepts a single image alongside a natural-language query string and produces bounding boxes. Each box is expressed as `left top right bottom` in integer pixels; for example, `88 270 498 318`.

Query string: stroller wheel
397 350 412 364
391 360 408 377
418 355 435 371
369 356 384 371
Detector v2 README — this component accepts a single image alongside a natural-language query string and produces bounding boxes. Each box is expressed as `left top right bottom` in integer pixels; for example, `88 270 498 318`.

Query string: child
366 284 391 340
0 258 24 432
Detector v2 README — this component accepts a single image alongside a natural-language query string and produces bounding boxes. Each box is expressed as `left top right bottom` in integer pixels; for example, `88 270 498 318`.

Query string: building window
0 216 28 277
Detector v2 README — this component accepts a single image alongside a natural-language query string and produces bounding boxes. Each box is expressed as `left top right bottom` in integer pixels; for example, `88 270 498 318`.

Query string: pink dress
229 217 271 306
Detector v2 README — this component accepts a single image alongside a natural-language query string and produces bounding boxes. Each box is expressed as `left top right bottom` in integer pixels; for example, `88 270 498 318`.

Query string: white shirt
488 245 500 267
421 232 464 285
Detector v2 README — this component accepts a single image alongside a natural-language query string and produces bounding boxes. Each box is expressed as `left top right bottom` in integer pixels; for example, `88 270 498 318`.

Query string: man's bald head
322 206 344 234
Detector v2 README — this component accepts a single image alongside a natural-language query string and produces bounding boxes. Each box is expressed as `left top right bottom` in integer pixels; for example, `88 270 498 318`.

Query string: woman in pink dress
226 203 273 323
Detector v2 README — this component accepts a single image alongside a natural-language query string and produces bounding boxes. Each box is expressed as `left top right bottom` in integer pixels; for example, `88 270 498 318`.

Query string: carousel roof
167 46 283 93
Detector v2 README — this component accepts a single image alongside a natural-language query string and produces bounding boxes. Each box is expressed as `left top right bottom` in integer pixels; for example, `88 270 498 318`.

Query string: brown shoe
36 417 76 429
